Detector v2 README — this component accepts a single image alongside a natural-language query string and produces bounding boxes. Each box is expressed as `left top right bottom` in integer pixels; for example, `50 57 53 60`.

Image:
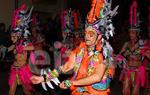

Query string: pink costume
118 40 149 87
118 0 149 88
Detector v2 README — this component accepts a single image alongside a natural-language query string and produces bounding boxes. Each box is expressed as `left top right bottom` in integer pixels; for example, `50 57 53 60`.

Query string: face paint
85 28 98 47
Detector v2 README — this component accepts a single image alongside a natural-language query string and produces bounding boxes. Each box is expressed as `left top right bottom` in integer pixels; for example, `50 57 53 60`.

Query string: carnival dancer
116 1 150 95
8 4 34 95
30 0 119 95
117 27 149 95
51 8 82 69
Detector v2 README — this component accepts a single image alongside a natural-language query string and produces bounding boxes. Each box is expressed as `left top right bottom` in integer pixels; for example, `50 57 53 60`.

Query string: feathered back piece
86 0 119 65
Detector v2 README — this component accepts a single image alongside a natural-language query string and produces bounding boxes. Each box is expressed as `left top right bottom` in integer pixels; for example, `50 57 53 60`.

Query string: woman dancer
8 4 34 95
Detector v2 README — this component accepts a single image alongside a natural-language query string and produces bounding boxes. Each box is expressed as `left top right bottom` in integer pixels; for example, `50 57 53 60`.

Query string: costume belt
126 66 139 72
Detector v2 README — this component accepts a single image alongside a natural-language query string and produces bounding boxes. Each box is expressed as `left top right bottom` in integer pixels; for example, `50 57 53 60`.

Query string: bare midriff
14 53 27 67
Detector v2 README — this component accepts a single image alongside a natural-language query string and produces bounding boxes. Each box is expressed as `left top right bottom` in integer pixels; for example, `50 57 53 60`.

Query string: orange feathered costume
65 42 112 95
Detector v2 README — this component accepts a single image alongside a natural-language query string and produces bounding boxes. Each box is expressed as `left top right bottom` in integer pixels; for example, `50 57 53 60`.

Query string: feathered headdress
60 9 84 46
60 9 74 33
86 0 119 65
11 4 33 39
86 0 119 39
129 0 141 32
60 9 84 33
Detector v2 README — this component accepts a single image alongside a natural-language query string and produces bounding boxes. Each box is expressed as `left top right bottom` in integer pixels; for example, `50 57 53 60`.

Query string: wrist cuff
64 80 71 88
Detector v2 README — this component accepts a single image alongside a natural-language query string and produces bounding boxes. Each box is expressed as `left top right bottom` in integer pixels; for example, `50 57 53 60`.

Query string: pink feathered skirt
8 64 33 91
119 66 146 87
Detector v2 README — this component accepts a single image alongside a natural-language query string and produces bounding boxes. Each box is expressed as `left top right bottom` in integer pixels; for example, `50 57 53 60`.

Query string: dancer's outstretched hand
30 75 44 84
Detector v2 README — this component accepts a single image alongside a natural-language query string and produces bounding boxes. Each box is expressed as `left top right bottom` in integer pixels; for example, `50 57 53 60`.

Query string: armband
51 69 59 78
64 80 71 88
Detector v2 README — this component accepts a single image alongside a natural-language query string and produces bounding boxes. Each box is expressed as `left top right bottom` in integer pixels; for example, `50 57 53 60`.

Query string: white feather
41 82 47 91
46 81 54 89
51 78 60 85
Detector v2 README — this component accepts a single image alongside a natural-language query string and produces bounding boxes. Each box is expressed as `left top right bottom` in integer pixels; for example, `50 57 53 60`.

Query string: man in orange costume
58 26 114 95
30 25 114 95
